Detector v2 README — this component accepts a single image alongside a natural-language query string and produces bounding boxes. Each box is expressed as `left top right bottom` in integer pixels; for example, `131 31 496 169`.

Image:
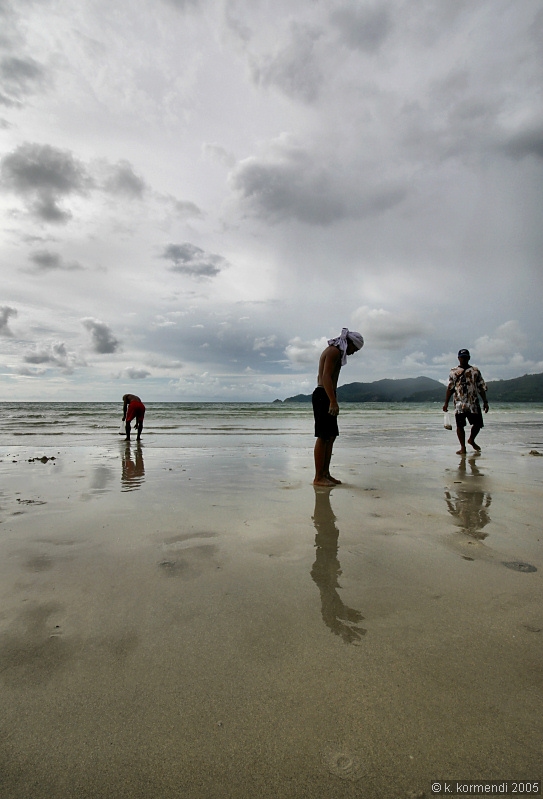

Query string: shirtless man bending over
122 394 146 441
313 328 364 487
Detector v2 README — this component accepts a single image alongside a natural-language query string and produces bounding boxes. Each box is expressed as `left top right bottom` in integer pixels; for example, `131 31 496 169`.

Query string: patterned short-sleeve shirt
447 365 487 413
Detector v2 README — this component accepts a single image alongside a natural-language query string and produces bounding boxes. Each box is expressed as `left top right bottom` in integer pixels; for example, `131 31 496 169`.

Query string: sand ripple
322 747 364 781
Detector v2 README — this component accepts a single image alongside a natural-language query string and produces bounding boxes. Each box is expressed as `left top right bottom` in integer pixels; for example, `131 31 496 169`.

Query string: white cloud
472 320 527 363
249 22 324 104
431 322 543 379
432 352 457 367
202 143 236 168
22 341 84 374
402 351 428 371
253 335 277 350
285 336 327 366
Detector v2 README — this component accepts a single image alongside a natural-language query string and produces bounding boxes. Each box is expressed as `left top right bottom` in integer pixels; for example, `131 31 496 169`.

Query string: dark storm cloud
232 156 343 224
352 307 432 351
250 22 323 103
230 141 406 225
102 160 146 198
223 2 252 46
330 5 392 53
0 91 17 108
0 55 46 106
502 128 543 161
0 143 89 193
23 341 82 373
124 367 151 379
0 305 17 336
161 0 202 10
171 199 203 219
0 142 92 223
161 243 227 278
81 318 121 354
28 250 84 272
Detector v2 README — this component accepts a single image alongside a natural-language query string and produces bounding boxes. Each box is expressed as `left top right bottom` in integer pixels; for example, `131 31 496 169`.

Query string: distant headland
279 373 543 403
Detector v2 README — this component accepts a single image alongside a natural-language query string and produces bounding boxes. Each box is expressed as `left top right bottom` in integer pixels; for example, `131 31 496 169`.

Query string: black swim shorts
455 408 484 429
312 387 339 440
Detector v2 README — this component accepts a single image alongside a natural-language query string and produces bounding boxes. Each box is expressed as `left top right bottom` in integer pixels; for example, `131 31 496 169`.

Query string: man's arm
476 371 489 413
443 386 454 412
321 348 341 416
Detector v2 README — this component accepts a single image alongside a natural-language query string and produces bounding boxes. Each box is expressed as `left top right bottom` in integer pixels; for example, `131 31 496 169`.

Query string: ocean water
1 401 542 451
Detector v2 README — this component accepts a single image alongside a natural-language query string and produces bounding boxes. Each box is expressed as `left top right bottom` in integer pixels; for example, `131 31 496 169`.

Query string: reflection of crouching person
122 394 145 441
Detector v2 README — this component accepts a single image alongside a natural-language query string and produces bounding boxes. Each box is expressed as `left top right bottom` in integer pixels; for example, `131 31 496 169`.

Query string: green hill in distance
282 373 543 403
485 372 543 402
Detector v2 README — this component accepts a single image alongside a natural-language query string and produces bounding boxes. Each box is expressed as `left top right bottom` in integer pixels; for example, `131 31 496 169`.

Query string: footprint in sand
502 561 537 573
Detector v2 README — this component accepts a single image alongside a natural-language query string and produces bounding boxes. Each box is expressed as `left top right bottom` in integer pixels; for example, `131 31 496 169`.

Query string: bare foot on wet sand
313 477 336 487
467 438 481 451
326 474 342 484
456 449 467 456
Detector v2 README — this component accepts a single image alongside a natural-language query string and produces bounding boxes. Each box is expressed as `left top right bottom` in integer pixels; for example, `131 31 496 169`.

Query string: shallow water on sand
1 400 542 448
0 404 541 798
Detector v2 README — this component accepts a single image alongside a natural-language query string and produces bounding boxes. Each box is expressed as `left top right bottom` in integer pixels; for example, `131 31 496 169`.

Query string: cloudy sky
1 0 542 401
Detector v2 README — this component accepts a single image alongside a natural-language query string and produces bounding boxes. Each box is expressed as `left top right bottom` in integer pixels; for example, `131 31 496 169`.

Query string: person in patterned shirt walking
443 349 489 455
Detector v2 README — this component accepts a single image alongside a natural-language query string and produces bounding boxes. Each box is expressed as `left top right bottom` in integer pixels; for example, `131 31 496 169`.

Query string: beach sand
0 438 541 798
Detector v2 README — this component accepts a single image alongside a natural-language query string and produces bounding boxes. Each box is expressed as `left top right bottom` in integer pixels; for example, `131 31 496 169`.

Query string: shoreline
0 434 541 797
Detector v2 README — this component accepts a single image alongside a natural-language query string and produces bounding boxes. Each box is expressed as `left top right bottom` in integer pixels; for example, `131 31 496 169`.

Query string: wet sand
0 440 541 798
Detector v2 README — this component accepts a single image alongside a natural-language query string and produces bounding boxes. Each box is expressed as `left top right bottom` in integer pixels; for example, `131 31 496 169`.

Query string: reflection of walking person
310 488 366 644
444 456 491 540
444 487 492 540
122 393 145 441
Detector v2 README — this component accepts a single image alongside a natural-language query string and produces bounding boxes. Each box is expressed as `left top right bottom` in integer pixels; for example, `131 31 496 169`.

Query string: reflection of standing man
310 488 366 644
443 349 488 456
313 328 364 486
122 393 145 441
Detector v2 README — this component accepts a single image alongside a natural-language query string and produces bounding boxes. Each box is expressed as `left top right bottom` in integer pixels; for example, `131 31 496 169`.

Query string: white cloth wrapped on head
328 328 364 366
